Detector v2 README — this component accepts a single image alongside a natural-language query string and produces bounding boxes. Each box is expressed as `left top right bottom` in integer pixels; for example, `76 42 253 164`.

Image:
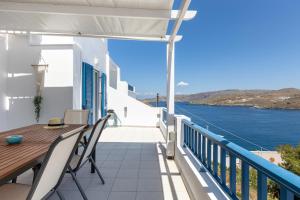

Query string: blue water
155 102 300 150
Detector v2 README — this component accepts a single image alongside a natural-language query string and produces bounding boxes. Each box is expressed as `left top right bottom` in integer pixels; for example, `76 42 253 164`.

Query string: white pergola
0 0 196 145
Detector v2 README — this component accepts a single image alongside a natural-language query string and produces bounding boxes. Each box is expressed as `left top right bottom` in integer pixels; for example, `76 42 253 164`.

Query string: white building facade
0 33 158 131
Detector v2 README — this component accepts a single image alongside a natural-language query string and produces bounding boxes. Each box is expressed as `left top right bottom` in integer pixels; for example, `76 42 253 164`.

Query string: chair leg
68 167 88 200
56 190 66 200
89 157 105 184
32 163 42 184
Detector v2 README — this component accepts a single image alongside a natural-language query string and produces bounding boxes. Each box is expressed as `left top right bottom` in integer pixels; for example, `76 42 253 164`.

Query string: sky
108 0 300 98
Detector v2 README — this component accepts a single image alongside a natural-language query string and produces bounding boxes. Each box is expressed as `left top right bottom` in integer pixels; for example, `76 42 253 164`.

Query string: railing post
280 186 294 200
257 172 267 200
220 148 226 186
213 143 218 177
241 161 249 200
230 154 236 197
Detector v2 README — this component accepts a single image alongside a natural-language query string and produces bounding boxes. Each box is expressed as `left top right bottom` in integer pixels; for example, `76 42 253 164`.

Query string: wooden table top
0 124 85 184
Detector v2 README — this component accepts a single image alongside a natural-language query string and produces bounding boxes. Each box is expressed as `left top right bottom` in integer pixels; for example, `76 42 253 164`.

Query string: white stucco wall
0 35 8 131
5 35 74 129
73 37 107 72
108 86 160 127
109 58 118 89
118 80 129 95
73 37 109 119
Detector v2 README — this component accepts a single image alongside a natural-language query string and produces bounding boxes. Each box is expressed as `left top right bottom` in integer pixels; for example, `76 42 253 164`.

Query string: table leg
91 150 96 173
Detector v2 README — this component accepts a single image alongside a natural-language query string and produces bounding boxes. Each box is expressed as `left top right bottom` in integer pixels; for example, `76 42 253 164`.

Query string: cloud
177 81 189 87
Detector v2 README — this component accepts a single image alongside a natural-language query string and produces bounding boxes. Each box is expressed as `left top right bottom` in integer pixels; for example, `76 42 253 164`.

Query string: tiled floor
18 127 191 200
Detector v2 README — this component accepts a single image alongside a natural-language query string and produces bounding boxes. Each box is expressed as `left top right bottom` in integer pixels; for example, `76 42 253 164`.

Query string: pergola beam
0 2 196 21
29 32 183 42
169 0 192 43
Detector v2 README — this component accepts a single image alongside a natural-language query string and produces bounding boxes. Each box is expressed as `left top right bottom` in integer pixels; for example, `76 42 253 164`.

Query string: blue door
101 73 107 117
82 62 94 124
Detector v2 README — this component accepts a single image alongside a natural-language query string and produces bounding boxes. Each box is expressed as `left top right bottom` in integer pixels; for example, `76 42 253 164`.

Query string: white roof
0 0 196 42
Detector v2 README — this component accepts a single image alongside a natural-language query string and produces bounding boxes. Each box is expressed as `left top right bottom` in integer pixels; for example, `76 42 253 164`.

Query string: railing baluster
241 161 249 200
185 125 188 147
257 172 267 200
202 136 206 165
213 143 218 177
187 126 191 148
230 154 236 197
194 130 198 155
189 127 192 149
197 131 202 160
193 129 196 154
280 186 294 200
191 128 195 152
185 124 188 146
220 148 226 186
207 139 212 171
183 124 186 146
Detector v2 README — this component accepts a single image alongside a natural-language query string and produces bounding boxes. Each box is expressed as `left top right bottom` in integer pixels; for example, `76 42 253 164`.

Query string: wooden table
0 124 85 185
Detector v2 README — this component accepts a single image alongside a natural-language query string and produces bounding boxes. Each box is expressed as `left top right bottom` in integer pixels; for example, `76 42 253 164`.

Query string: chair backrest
74 114 110 170
64 109 89 125
27 126 86 200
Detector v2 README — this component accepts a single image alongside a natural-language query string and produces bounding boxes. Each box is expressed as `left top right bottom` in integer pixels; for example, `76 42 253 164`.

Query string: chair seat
0 183 31 200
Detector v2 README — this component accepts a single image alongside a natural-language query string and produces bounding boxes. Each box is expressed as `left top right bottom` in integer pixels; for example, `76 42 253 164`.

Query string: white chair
68 114 111 200
64 109 89 125
0 126 86 200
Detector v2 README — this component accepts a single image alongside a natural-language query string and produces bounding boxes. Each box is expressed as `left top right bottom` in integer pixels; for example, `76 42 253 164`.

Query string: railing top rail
182 119 300 195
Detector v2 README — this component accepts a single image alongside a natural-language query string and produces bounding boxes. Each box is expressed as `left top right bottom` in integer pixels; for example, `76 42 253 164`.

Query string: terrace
0 0 300 199
59 126 191 200
16 126 226 200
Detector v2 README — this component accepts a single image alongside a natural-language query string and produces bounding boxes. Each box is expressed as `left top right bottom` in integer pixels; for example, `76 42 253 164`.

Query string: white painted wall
159 108 167 140
109 58 118 89
108 86 160 127
118 80 129 95
108 59 136 98
0 35 8 131
73 37 109 120
5 35 74 129
73 37 107 72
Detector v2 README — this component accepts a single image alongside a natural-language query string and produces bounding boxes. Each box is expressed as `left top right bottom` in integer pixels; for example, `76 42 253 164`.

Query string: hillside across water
143 88 300 109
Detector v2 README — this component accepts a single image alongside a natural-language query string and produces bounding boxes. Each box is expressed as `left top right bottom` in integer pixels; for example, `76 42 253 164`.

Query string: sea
153 102 300 151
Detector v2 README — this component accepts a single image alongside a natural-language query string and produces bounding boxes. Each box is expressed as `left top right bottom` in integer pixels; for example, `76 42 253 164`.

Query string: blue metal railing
183 120 300 200
162 108 167 125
